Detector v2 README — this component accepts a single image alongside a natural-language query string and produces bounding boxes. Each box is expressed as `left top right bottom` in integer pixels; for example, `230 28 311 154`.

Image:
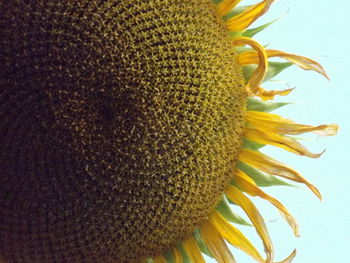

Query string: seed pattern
0 1 246 262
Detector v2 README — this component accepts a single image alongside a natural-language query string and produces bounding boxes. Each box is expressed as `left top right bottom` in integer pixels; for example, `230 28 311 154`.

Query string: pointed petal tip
316 149 326 158
318 68 330 81
306 149 325 159
311 186 322 200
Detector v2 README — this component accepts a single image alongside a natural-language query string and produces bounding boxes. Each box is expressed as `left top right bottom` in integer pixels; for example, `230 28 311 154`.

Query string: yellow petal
244 127 323 158
246 110 339 136
234 170 300 237
172 247 183 263
257 88 294 101
200 220 237 263
237 49 329 79
216 0 242 17
226 185 274 263
239 148 322 199
226 0 274 32
267 50 329 80
209 211 265 262
233 37 268 96
234 37 292 100
183 236 206 263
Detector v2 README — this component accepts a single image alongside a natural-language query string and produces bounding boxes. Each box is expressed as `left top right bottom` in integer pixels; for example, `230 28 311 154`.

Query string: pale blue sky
257 1 350 262
209 1 350 262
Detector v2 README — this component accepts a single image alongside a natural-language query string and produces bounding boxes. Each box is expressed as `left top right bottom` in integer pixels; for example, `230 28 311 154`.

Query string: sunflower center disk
0 1 246 262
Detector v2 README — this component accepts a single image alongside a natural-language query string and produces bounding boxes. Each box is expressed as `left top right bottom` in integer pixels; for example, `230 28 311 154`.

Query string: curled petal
239 148 322 199
267 50 329 80
233 37 268 96
238 49 329 79
235 37 293 100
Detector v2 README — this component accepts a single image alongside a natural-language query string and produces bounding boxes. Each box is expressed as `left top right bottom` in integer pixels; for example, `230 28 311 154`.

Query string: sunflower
0 0 338 263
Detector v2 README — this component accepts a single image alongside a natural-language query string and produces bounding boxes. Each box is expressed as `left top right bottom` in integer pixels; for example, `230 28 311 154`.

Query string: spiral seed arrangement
1 1 246 262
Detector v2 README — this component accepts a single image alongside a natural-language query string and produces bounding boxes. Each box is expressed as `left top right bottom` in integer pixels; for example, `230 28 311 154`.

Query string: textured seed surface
0 0 246 262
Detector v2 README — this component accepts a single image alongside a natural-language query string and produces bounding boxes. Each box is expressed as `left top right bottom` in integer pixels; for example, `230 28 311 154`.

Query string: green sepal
144 258 154 263
216 195 252 226
264 61 293 81
177 244 192 263
164 249 176 263
242 64 256 83
193 229 213 258
242 138 265 150
243 19 279 38
229 31 243 38
242 62 293 85
237 162 295 187
246 97 291 112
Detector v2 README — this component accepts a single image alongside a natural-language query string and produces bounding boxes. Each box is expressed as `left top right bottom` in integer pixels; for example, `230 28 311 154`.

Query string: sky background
209 1 350 262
